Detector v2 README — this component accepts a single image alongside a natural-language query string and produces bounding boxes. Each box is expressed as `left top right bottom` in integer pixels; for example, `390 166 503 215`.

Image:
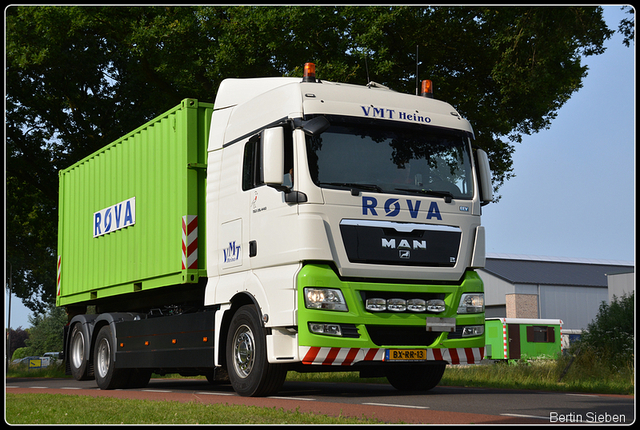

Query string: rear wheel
127 368 152 388
226 305 287 396
69 323 93 380
385 363 446 391
94 325 132 389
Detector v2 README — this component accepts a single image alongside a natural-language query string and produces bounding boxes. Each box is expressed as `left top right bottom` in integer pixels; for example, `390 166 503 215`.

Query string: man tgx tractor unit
57 64 493 396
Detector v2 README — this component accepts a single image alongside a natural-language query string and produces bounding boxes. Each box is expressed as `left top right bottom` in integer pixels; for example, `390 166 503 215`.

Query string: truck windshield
305 117 474 199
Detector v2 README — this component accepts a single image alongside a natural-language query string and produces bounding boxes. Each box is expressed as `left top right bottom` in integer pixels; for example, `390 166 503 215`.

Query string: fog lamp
461 325 484 337
309 322 342 336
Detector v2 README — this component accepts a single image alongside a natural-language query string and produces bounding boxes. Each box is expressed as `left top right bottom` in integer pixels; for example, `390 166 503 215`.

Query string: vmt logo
223 241 241 263
362 196 442 220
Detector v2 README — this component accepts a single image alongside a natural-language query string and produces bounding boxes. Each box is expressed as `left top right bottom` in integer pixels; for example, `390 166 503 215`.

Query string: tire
69 323 93 381
93 325 131 390
226 305 287 397
126 368 152 388
385 363 446 391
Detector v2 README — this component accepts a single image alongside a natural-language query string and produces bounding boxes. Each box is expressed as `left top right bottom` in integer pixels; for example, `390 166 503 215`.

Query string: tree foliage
23 305 68 357
6 6 627 311
579 292 634 370
7 327 30 361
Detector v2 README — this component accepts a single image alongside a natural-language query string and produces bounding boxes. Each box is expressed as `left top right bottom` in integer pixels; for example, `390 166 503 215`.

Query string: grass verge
6 393 381 424
7 352 634 396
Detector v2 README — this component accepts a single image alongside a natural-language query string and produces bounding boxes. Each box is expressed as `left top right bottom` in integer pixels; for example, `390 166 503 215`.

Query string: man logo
399 250 411 259
381 238 427 250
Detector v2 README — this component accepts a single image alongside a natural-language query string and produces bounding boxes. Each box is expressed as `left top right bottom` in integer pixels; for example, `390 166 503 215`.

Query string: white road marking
501 413 549 420
362 402 429 409
267 396 316 401
566 393 599 398
195 391 236 396
142 389 173 393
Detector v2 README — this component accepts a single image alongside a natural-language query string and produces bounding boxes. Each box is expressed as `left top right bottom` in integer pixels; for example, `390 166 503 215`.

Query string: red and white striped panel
301 346 385 365
182 215 198 270
300 346 485 366
501 318 508 359
428 347 485 364
57 255 62 296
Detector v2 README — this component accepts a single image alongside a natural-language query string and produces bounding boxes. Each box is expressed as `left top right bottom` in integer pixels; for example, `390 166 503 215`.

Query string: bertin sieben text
549 411 626 423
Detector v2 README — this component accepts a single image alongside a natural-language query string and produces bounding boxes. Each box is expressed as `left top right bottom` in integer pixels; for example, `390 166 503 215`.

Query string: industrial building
478 254 635 331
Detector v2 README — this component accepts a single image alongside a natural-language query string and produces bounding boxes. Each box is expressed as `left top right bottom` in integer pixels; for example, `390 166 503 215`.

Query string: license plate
385 349 427 361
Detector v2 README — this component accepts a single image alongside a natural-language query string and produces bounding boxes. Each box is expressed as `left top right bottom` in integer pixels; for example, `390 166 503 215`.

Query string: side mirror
476 149 493 205
302 116 330 136
262 127 285 186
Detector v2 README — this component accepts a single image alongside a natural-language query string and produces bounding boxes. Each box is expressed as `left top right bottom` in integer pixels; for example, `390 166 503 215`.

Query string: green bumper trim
297 264 485 349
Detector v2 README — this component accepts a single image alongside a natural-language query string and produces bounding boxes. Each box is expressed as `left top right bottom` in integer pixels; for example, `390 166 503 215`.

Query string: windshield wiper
319 182 383 196
394 188 454 203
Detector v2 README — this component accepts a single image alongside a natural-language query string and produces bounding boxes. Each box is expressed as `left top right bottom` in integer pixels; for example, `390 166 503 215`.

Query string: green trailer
484 318 563 360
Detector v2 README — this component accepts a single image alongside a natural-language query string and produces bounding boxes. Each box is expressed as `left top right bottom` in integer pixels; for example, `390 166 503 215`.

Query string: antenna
365 50 370 84
415 45 419 95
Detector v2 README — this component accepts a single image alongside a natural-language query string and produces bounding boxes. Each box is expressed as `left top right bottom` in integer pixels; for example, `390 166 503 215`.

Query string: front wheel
385 363 446 391
226 305 287 396
93 325 132 389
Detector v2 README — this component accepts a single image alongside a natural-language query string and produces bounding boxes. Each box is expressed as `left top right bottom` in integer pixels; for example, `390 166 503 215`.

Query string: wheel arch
217 292 263 368
89 313 138 362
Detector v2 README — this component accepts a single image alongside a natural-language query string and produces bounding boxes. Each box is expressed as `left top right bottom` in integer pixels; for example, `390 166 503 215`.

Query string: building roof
482 254 635 288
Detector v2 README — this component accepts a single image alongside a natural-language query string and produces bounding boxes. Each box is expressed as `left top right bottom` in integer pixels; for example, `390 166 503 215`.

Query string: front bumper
296 264 485 365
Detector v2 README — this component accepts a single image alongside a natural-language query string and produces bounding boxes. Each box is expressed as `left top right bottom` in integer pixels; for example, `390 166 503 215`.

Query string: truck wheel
385 363 446 391
226 305 287 396
69 323 93 380
93 325 131 390
126 369 152 388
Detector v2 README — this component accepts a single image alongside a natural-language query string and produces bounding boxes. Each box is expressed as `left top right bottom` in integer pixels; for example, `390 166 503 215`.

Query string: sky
5 6 635 330
482 5 635 264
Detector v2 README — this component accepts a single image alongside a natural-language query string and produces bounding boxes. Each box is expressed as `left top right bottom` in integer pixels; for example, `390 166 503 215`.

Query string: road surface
6 377 635 424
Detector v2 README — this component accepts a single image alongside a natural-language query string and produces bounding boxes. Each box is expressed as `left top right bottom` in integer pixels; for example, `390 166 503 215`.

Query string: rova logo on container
94 197 136 237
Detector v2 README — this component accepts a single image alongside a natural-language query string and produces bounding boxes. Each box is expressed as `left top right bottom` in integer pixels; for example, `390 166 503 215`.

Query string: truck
57 63 493 396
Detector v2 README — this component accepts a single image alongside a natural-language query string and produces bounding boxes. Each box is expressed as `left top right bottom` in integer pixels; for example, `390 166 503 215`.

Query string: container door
507 324 521 359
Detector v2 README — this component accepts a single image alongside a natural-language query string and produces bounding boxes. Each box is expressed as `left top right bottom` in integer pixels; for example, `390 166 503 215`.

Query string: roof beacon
303 62 317 83
421 79 434 98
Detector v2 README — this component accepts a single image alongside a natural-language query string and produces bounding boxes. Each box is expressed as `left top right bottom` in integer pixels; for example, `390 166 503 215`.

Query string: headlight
304 287 348 311
458 293 484 313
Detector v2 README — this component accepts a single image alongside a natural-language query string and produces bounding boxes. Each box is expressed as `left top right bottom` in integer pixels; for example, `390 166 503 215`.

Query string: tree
7 327 30 361
579 292 634 370
6 6 626 312
23 305 68 357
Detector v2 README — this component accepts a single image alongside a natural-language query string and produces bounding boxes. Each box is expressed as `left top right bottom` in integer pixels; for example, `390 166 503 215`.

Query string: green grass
8 354 634 395
441 355 634 395
5 393 381 424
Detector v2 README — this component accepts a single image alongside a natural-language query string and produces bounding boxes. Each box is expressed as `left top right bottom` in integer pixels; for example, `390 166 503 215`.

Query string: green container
56 99 213 307
485 318 563 360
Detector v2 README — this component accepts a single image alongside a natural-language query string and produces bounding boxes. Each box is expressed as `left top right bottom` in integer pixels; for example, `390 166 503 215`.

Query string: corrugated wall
57 99 213 306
